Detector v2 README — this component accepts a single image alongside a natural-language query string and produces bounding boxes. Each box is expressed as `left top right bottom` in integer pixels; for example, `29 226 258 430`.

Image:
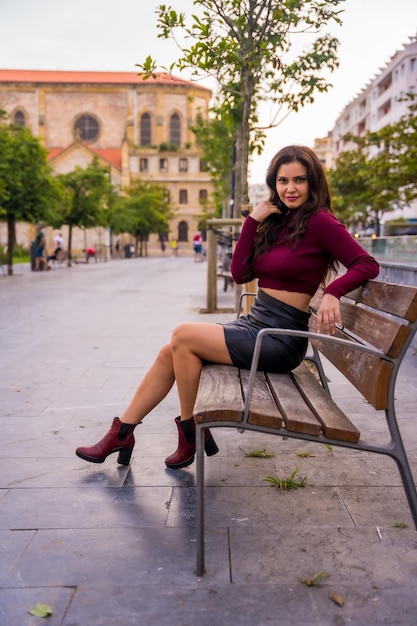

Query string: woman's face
276 161 309 210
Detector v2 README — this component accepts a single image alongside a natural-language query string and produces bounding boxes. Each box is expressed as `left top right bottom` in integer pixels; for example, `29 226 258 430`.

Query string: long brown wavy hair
244 145 338 279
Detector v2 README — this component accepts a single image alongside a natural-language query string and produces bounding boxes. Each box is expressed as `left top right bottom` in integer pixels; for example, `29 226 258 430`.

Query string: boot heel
204 432 219 457
117 447 133 465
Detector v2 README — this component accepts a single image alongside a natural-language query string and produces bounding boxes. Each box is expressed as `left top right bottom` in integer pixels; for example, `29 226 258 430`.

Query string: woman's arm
231 202 282 283
314 212 379 334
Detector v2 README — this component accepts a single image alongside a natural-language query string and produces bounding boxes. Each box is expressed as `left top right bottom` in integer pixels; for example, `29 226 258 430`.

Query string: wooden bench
194 279 417 576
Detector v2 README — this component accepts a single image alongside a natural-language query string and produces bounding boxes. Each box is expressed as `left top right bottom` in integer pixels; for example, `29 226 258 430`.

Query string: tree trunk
68 225 73 267
6 213 15 276
240 73 254 208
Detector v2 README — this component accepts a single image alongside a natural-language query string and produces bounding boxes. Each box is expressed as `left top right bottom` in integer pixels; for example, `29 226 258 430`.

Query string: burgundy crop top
230 211 380 299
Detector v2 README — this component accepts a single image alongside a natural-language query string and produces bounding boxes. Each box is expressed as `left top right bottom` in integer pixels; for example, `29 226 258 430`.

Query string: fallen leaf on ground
328 593 345 607
28 602 53 617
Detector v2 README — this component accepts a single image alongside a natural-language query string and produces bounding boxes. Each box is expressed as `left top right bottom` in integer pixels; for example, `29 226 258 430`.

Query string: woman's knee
156 342 174 366
171 323 197 353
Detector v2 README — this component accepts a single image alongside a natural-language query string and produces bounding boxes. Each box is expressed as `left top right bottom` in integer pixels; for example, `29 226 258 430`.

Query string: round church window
74 115 99 142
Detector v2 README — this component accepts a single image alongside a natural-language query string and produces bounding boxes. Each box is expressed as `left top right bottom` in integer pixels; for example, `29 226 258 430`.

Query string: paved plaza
1 256 417 625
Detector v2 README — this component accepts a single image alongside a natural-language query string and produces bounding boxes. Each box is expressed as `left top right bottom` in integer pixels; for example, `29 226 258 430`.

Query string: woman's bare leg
171 322 232 420
120 322 231 425
120 343 175 424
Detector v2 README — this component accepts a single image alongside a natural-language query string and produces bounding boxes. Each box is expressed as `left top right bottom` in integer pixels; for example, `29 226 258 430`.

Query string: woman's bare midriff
261 288 311 312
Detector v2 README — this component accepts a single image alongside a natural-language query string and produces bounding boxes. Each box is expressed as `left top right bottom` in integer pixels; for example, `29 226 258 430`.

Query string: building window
357 120 366 135
13 110 26 126
140 113 151 146
199 159 208 172
377 99 391 119
377 73 392 97
74 114 99 142
170 113 180 146
159 158 168 173
178 220 188 242
179 158 188 172
199 189 208 202
179 189 188 204
140 158 149 172
411 58 416 72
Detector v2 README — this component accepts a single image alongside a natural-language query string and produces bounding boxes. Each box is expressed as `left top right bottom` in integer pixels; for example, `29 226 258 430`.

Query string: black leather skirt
221 289 310 372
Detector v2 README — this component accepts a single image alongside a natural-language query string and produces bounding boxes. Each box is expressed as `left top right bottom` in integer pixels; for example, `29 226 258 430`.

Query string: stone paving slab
1 257 417 625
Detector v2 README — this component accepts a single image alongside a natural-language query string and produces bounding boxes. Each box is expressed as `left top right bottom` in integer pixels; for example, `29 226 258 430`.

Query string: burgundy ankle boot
165 416 219 470
75 417 136 465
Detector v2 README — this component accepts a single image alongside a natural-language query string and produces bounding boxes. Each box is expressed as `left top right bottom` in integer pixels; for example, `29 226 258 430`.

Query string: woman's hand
250 200 283 223
316 293 342 335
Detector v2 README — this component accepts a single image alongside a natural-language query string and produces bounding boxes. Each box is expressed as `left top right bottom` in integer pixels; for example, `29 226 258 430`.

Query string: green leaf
28 602 53 617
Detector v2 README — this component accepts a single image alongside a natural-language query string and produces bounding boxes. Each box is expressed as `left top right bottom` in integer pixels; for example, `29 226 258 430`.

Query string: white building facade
330 36 417 226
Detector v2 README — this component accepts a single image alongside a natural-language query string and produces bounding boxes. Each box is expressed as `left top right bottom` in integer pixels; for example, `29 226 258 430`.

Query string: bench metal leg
386 404 417 530
196 424 206 576
394 453 417 530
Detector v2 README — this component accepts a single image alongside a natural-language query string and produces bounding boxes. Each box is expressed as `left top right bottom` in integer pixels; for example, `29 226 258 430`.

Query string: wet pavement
1 255 417 625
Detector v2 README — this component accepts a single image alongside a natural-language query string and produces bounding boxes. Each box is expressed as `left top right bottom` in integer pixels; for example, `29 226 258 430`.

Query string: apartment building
332 36 417 158
313 36 417 226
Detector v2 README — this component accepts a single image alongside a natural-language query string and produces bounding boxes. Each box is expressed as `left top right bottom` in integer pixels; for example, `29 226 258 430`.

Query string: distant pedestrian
54 232 64 249
193 231 203 262
85 247 96 263
47 232 64 263
170 239 178 256
34 224 51 271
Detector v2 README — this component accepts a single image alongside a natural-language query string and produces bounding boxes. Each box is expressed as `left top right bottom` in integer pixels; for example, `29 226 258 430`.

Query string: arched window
140 113 151 146
170 113 180 146
74 115 99 142
178 220 188 242
13 110 26 126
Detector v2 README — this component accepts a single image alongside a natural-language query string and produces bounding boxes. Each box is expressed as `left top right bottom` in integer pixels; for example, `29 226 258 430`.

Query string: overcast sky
1 0 417 183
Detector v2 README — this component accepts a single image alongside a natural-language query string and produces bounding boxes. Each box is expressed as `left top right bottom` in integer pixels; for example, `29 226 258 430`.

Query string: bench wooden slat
346 280 417 321
194 364 243 423
308 320 393 410
338 301 410 357
291 363 360 443
266 372 322 436
240 370 283 428
311 280 417 325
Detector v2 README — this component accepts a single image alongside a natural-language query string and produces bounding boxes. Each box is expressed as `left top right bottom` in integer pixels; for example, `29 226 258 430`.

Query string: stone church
0 69 213 255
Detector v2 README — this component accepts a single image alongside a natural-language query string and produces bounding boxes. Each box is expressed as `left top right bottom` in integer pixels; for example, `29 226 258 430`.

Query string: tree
138 0 343 216
57 157 112 265
329 93 417 234
0 111 61 275
108 180 173 257
192 109 235 218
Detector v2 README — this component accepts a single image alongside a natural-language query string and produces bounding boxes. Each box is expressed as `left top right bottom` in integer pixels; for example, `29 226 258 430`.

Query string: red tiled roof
47 148 64 161
48 144 122 170
0 69 210 92
91 148 122 170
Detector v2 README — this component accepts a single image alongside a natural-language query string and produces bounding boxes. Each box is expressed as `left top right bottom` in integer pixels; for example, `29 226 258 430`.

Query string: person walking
193 232 203 262
170 239 178 256
75 145 379 470
34 224 51 271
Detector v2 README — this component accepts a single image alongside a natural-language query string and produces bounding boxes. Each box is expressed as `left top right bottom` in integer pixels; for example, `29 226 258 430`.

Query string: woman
75 145 379 469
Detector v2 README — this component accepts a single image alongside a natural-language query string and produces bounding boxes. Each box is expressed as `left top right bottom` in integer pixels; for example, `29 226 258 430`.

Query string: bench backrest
309 280 417 410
